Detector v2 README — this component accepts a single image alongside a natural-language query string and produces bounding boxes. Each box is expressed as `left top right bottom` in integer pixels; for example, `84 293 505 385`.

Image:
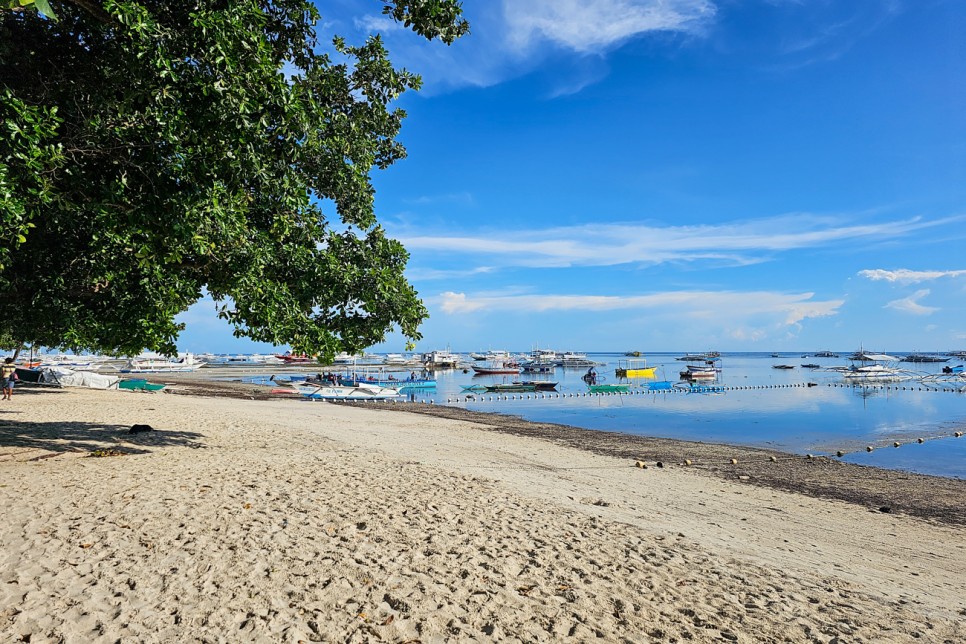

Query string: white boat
556 352 597 368
120 353 207 373
292 381 403 400
841 352 908 383
420 350 461 368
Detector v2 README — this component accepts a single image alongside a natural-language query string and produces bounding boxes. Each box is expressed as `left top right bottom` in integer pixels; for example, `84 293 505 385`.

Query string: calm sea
242 352 966 479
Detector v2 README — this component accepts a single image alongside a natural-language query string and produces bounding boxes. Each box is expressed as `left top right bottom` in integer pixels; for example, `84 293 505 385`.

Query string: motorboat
291 381 403 400
842 352 908 383
471 363 520 375
120 353 207 373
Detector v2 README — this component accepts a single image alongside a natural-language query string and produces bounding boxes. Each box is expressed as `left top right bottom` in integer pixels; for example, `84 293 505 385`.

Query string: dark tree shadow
0 405 206 456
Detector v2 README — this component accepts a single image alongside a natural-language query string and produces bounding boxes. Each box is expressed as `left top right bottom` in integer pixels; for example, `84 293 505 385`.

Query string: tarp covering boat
39 367 120 389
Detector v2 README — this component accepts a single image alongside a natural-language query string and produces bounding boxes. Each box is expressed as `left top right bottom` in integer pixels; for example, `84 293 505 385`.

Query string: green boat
118 378 166 392
588 383 630 393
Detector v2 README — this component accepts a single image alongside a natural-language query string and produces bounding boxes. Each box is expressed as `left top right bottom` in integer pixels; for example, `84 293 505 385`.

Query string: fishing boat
276 352 315 364
588 383 631 393
471 363 520 375
900 353 950 363
614 358 657 379
120 353 207 373
842 352 907 383
813 351 839 358
556 352 597 368
339 371 437 390
679 363 719 381
420 350 461 369
520 360 555 374
291 381 403 400
772 364 795 370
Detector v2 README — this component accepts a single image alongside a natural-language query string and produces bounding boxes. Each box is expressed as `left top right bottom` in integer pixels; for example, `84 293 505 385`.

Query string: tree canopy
0 0 467 358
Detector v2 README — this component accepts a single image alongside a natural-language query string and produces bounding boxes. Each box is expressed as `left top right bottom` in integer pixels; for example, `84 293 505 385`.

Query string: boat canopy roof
856 353 899 361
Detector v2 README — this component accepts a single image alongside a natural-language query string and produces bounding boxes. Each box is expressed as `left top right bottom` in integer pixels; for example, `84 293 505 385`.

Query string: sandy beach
2 386 965 642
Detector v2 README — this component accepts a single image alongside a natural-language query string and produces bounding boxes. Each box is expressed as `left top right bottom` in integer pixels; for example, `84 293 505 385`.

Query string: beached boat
118 378 166 391
291 381 403 400
120 353 207 373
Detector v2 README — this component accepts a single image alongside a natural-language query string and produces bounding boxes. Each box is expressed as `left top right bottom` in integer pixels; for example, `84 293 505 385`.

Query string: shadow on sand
0 389 205 456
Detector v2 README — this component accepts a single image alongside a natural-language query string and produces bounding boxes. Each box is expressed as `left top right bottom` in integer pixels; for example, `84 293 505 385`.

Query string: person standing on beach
1 358 16 400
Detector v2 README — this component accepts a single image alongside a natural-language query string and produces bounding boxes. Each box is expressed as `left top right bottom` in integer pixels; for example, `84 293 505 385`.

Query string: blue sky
178 0 966 354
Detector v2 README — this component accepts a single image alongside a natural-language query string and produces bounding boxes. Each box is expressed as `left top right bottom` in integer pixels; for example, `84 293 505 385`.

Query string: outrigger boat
615 358 657 379
588 383 631 393
291 381 403 400
485 381 557 393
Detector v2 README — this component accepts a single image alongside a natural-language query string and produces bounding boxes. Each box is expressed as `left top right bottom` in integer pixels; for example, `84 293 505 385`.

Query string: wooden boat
615 358 657 379
471 364 520 375
772 364 795 370
588 383 630 393
118 378 166 392
292 381 403 400
120 353 207 373
339 374 437 390
484 381 557 393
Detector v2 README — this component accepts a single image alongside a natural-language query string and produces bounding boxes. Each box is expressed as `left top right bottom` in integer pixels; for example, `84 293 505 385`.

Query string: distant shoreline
153 372 966 527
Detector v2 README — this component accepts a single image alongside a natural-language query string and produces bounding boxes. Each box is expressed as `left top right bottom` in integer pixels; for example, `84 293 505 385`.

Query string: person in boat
585 367 597 385
410 371 417 381
1 357 16 400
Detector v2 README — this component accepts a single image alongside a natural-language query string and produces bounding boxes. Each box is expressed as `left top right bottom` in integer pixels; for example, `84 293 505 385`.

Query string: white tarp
40 367 120 389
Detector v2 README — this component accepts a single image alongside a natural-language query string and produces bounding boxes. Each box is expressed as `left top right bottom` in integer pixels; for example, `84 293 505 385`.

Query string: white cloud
884 289 938 315
346 1 716 94
435 289 843 325
399 215 955 269
504 0 716 54
406 266 496 281
858 268 966 284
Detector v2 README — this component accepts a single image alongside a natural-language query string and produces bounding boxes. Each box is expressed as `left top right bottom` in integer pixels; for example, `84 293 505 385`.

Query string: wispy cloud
434 289 843 326
503 0 716 54
884 289 938 315
406 266 496 281
858 268 966 284
347 1 716 93
402 192 476 207
399 215 955 269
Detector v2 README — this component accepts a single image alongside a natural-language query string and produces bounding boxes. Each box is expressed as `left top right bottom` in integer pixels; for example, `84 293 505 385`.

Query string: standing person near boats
1 357 17 400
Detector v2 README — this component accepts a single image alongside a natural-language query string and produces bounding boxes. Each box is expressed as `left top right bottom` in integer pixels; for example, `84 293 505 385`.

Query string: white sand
1 388 964 642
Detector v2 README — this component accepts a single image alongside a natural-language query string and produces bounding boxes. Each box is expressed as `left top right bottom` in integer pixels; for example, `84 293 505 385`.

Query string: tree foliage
0 0 466 357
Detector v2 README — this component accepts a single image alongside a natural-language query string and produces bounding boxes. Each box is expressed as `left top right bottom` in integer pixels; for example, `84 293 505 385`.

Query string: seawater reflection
244 352 966 479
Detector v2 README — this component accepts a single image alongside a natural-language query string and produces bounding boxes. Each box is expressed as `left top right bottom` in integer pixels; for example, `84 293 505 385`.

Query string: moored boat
292 381 403 400
121 353 207 373
588 383 631 393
